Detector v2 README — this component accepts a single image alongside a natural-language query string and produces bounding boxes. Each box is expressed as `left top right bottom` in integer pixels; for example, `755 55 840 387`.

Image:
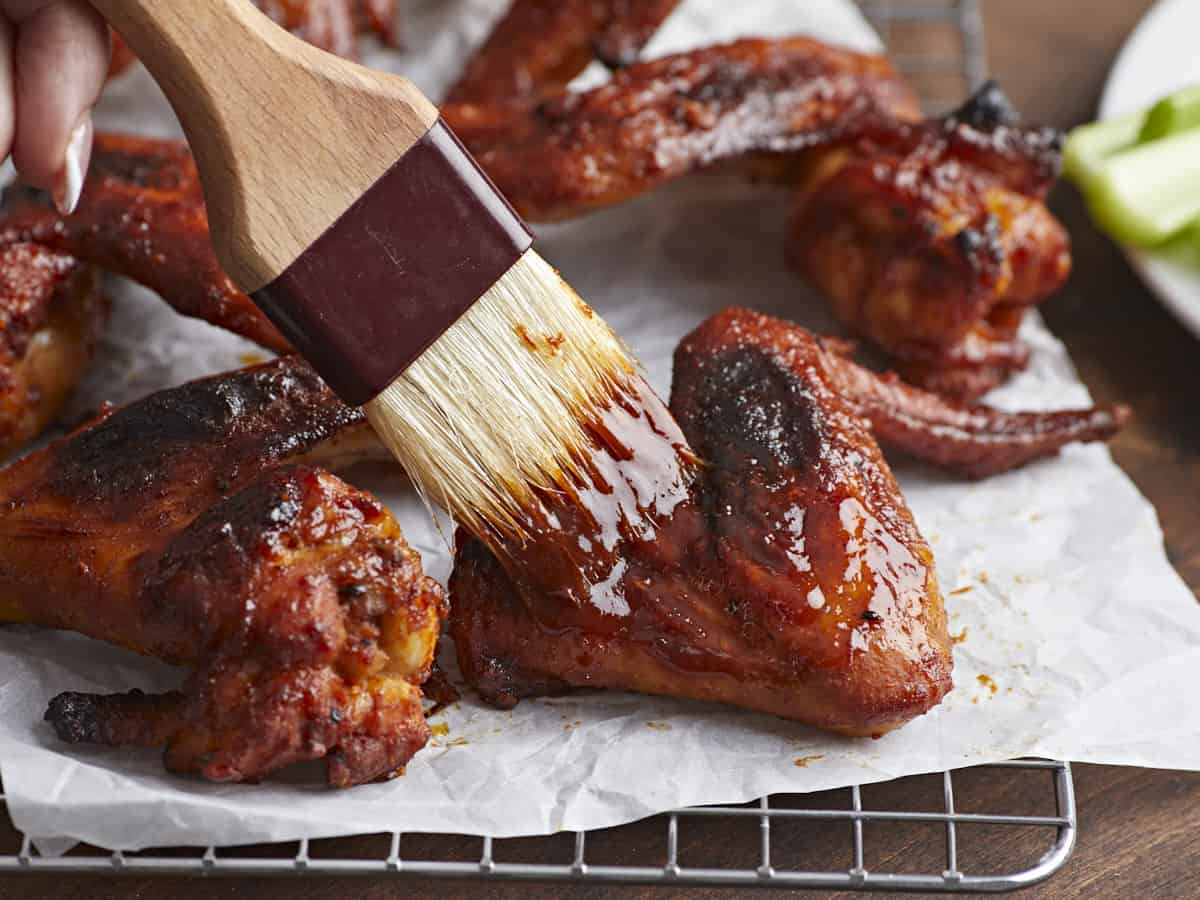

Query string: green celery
1063 110 1145 190
1184 218 1200 257
1140 84 1200 141
1084 128 1200 247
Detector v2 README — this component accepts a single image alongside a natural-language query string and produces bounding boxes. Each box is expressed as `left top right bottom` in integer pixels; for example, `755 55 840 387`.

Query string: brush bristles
365 249 636 541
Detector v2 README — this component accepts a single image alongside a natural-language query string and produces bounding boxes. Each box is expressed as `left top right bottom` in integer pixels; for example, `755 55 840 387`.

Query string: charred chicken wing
0 134 288 351
449 308 1126 735
0 358 443 785
444 36 921 221
789 83 1071 399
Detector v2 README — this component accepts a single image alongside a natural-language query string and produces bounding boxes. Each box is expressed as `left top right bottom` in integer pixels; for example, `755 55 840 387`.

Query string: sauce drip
498 375 696 621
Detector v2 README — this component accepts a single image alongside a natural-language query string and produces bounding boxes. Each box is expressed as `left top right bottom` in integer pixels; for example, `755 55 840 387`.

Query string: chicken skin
449 308 1127 735
444 36 922 221
0 358 444 785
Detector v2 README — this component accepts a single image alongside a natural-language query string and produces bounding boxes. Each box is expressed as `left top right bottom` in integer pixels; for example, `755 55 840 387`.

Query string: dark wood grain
2 1 1197 897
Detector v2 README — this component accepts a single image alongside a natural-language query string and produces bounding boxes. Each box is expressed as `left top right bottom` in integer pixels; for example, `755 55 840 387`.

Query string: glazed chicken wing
449 308 1127 735
444 36 921 221
789 83 1071 399
0 244 108 456
0 358 444 785
445 0 682 103
445 22 1069 397
0 1 399 453
0 134 288 351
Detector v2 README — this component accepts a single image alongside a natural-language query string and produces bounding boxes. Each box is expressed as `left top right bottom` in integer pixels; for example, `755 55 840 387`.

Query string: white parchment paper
2 0 1198 851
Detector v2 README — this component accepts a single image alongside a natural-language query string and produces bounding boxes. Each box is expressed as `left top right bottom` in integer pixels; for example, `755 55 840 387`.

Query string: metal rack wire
0 1 1078 892
863 0 986 102
0 761 1076 890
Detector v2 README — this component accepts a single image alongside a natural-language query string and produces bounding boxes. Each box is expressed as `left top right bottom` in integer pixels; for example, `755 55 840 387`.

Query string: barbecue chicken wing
4 37 1068 409
445 0 682 103
449 308 1127 735
0 358 444 785
0 244 108 456
0 134 288 351
788 83 1071 399
444 36 921 221
109 0 400 78
444 18 1069 397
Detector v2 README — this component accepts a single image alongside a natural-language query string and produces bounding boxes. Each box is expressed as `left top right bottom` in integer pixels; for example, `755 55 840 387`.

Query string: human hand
0 1 109 214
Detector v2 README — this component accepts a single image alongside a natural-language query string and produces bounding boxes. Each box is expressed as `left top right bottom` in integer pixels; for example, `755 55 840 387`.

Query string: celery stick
1184 218 1200 258
1063 111 1145 190
1085 128 1200 247
1155 220 1200 271
1140 84 1200 141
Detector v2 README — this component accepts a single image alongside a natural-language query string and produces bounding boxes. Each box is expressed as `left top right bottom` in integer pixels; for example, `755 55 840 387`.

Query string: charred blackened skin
448 308 1128 736
108 0 401 77
1 358 445 786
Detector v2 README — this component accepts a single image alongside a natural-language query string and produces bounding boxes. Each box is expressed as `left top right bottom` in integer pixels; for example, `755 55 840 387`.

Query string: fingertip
11 1 108 193
51 109 91 214
0 17 14 173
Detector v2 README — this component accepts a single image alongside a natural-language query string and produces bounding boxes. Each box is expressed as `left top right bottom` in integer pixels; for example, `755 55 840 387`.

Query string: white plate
1099 0 1200 339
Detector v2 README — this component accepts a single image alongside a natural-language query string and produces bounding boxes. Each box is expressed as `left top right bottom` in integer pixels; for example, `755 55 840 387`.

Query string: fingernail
52 113 94 216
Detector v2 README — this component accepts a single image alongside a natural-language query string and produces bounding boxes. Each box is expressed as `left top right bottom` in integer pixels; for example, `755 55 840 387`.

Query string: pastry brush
91 0 646 539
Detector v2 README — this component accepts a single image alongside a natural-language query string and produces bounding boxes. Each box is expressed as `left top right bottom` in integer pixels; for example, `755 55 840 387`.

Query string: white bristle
364 249 636 540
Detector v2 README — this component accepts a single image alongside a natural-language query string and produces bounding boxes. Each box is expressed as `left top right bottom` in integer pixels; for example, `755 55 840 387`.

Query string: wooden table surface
3 1 1197 898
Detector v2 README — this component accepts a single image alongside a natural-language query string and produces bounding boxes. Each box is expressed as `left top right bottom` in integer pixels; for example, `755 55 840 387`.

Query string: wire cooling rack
0 0 1078 892
0 761 1076 890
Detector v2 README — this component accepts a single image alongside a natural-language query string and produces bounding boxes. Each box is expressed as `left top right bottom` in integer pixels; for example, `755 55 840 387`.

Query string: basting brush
91 0 653 540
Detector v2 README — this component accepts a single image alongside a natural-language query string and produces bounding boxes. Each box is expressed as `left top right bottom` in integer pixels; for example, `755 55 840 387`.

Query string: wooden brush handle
91 0 439 292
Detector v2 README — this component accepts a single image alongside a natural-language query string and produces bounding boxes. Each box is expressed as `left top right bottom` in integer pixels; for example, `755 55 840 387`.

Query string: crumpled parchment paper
2 0 1198 852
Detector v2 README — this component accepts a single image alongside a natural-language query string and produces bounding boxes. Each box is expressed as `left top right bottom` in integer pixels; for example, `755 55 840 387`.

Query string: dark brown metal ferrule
252 119 534 406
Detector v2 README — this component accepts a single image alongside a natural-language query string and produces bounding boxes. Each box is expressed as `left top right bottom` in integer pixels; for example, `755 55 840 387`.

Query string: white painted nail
53 114 94 216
